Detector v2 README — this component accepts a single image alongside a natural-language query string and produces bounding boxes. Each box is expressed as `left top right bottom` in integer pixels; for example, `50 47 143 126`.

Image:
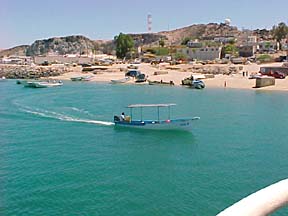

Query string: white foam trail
63 118 115 126
70 107 96 117
21 108 115 126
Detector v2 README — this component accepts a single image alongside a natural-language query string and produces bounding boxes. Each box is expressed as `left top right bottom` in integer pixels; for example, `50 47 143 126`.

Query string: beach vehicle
248 73 263 79
260 66 288 79
182 76 205 89
190 80 205 89
127 64 138 69
125 70 141 78
135 73 147 83
111 77 131 84
114 103 200 131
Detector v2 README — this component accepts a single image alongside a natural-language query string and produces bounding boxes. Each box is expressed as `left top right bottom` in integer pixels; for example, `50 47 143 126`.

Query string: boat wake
19 106 115 126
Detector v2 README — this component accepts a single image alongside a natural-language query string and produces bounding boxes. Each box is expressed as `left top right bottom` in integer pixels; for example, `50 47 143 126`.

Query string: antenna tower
147 14 152 33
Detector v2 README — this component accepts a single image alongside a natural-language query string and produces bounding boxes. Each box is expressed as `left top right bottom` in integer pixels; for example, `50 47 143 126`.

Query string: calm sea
1 80 287 216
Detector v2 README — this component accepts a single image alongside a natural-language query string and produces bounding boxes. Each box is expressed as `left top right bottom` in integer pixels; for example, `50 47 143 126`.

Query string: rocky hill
26 35 100 56
0 45 30 57
0 23 271 57
159 23 241 44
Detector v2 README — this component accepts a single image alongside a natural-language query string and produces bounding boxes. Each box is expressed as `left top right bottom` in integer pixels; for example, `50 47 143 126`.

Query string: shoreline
49 62 288 92
2 62 288 91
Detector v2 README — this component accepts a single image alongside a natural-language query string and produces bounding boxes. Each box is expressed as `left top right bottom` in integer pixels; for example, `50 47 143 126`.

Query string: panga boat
148 80 174 85
111 77 131 84
114 103 200 131
23 80 63 88
71 75 93 81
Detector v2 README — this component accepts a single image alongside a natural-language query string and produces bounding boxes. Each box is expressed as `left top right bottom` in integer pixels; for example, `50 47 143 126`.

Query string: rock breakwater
0 64 73 79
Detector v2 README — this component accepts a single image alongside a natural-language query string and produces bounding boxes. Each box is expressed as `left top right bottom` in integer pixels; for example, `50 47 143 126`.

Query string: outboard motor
114 115 120 122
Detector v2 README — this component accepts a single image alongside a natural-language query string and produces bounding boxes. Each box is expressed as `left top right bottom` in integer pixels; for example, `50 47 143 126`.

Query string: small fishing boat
23 80 63 88
111 77 131 84
0 76 6 81
148 80 174 85
71 75 93 81
32 81 63 88
71 77 83 81
114 103 200 131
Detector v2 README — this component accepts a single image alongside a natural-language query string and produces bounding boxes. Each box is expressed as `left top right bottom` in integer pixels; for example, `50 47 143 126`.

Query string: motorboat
71 75 93 81
114 103 200 131
148 80 174 85
71 77 83 81
23 80 63 88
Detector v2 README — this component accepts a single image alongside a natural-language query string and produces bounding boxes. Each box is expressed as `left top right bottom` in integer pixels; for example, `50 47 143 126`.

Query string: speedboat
114 103 200 131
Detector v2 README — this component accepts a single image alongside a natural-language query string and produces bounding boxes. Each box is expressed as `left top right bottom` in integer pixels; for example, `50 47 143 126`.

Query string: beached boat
111 77 131 84
23 80 63 88
148 80 174 85
71 75 93 81
114 103 200 131
71 77 83 81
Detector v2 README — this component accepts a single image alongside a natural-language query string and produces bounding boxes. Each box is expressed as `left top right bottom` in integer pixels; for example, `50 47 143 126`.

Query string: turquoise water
1 80 288 216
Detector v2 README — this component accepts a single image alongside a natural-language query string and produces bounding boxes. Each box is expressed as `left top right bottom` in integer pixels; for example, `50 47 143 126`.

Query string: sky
0 0 287 48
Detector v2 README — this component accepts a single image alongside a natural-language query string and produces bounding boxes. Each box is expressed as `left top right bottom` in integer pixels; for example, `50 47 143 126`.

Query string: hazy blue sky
1 0 287 48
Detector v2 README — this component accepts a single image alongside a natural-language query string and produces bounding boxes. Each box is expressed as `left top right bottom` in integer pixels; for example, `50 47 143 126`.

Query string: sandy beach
51 62 288 91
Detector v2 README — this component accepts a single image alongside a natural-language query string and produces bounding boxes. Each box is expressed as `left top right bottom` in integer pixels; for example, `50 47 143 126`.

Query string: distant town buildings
0 56 32 65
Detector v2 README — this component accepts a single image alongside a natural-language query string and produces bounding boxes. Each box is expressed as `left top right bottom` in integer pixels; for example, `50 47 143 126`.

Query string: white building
258 41 279 53
178 47 222 61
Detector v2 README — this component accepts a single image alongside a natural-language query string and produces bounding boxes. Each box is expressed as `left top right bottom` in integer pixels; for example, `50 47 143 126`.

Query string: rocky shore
0 64 74 79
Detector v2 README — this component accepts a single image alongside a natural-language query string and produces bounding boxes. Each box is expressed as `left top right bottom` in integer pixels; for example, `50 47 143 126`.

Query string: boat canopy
127 103 176 108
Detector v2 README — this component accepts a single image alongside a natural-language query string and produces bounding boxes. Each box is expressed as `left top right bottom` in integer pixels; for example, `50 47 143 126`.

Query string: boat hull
114 118 199 131
22 81 63 88
111 77 131 84
33 82 63 88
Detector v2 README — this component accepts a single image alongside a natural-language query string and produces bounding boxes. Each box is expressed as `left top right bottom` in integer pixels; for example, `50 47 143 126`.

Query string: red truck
260 67 287 79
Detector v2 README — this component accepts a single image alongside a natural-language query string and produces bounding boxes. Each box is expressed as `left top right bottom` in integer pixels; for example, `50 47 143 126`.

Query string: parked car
261 71 286 79
248 73 263 79
125 70 141 77
127 64 138 69
271 71 286 79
